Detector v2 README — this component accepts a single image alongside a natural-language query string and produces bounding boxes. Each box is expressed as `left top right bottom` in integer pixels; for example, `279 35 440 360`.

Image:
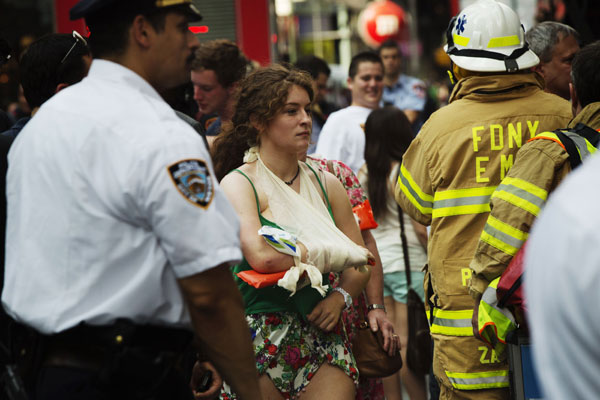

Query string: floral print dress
220 312 358 399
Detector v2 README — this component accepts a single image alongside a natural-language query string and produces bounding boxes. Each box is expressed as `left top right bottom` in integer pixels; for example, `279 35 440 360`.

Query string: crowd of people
0 0 597 399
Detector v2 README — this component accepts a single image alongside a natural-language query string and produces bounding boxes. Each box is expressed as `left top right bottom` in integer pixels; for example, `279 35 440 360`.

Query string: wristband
367 303 386 312
333 287 352 310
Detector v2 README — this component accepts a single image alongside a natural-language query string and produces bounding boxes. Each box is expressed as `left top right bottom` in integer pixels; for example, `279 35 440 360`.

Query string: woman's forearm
362 230 385 306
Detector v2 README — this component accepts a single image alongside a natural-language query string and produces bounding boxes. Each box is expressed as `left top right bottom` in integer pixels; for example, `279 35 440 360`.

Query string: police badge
168 159 214 208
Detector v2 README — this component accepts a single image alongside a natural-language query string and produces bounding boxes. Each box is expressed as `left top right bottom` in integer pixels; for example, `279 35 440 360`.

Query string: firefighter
394 0 572 398
471 41 600 351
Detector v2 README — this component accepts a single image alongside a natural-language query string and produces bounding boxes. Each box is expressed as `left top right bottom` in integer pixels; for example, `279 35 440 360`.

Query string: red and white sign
357 0 406 48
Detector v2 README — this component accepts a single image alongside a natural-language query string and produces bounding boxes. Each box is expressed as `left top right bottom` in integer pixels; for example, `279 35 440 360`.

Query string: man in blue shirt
378 40 426 128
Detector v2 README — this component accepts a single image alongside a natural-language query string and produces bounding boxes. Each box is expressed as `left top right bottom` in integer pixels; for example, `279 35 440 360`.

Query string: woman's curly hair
211 63 314 181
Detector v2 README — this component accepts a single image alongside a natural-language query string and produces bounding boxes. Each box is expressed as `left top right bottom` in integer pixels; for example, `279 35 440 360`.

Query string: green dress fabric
230 165 332 318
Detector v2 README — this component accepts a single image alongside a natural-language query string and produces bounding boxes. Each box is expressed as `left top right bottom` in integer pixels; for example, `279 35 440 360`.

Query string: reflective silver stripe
494 184 545 209
482 286 516 324
447 375 509 386
564 132 592 159
433 316 472 329
482 223 525 250
481 285 497 305
433 194 491 209
399 173 433 210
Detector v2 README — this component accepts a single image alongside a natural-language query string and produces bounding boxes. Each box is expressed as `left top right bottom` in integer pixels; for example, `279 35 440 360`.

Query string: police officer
1 1 261 399
394 0 572 399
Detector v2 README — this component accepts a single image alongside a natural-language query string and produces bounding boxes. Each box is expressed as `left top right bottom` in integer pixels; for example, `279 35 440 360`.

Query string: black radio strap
553 123 600 170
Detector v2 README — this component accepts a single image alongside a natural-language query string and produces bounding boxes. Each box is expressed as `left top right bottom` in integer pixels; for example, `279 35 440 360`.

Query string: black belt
42 319 193 369
50 319 193 352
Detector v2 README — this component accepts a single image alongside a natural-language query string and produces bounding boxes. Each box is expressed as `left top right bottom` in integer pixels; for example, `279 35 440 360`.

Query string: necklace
284 165 300 185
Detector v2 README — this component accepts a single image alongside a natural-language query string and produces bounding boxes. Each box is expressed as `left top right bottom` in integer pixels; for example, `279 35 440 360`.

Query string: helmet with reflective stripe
444 0 539 72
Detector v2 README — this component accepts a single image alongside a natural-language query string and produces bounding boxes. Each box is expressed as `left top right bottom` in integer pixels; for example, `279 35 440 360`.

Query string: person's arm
178 264 261 399
410 218 428 250
308 173 371 332
361 229 397 355
469 143 568 299
220 171 306 273
356 167 398 353
362 230 384 308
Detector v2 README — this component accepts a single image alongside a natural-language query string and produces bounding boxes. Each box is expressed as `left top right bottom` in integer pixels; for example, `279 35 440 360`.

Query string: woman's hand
307 290 346 332
367 309 400 356
190 361 223 399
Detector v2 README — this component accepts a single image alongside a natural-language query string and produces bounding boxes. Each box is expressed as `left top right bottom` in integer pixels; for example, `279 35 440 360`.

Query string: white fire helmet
444 0 539 72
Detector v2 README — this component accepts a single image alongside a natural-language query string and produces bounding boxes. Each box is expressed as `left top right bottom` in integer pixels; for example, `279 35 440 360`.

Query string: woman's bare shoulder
221 162 269 213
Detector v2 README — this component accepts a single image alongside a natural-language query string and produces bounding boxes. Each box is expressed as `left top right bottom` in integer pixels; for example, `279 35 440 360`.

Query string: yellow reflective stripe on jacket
398 164 434 215
584 137 598 156
428 308 474 336
446 370 509 390
492 177 548 217
480 216 528 256
534 130 598 161
432 186 496 218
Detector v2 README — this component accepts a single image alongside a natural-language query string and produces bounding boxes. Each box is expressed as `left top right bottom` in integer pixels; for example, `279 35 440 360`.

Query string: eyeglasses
60 30 88 64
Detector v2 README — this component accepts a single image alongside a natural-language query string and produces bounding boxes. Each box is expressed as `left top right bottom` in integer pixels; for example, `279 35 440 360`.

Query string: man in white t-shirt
315 52 383 172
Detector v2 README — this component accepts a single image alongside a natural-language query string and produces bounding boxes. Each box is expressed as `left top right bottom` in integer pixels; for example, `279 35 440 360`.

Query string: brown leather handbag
351 303 403 378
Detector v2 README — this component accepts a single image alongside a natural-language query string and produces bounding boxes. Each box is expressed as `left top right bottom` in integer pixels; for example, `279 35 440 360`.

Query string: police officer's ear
130 14 154 49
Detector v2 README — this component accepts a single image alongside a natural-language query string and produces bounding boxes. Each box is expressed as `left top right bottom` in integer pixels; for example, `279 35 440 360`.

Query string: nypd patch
168 159 214 208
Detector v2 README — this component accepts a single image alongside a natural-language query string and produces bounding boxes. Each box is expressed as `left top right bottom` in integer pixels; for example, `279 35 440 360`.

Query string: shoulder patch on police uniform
168 159 214 208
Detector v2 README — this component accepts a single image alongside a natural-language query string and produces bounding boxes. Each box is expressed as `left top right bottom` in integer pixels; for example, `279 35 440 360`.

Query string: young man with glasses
1 0 261 399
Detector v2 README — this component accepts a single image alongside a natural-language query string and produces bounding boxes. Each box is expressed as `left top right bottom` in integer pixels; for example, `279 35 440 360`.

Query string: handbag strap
394 164 412 286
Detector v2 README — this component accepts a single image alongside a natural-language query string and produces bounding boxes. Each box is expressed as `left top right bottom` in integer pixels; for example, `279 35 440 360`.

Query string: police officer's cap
70 0 202 22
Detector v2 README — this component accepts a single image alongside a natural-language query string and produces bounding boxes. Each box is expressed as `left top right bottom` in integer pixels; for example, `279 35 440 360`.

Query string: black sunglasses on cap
61 30 88 64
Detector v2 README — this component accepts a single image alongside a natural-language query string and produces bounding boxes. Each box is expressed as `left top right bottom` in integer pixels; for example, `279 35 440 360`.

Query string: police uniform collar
89 59 164 102
70 0 202 22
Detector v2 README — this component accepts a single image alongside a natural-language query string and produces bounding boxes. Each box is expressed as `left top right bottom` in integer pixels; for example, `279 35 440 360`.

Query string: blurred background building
0 0 599 112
